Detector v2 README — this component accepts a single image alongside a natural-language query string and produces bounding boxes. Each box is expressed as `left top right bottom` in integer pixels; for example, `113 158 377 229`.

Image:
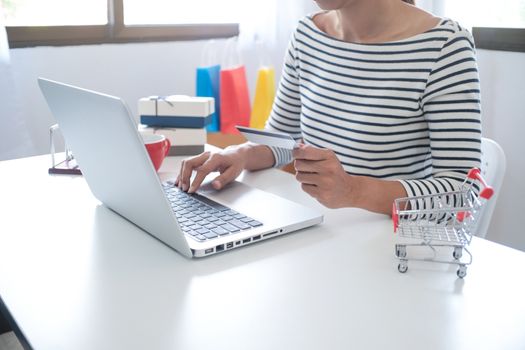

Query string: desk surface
1 150 524 350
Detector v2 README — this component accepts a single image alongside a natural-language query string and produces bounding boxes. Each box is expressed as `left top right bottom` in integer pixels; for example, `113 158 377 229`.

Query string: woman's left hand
293 144 357 209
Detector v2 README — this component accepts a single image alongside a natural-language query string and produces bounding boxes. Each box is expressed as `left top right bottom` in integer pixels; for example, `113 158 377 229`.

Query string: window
438 0 525 30
1 0 239 48
123 0 243 25
2 0 107 26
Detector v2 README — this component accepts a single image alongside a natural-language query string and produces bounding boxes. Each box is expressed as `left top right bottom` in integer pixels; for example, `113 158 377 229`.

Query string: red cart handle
467 168 494 200
392 202 399 233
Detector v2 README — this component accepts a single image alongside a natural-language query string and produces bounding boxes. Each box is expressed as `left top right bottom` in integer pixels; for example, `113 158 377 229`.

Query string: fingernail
212 180 221 189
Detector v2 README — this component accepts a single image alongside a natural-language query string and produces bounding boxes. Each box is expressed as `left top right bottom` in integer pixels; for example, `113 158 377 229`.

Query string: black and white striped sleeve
265 35 303 167
398 29 482 203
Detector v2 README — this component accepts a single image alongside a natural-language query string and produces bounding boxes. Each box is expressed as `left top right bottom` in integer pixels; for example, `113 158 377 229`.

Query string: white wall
6 40 226 156
3 39 287 158
477 49 525 252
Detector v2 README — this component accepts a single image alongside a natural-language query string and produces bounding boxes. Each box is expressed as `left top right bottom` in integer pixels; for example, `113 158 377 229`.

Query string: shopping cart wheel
398 261 408 273
457 265 467 278
395 245 407 258
453 247 463 260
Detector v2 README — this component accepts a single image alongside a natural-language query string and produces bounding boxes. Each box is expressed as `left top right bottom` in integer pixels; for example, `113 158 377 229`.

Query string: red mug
141 134 171 172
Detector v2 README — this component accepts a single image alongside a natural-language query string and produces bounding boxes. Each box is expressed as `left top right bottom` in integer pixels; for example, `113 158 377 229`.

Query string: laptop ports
263 231 278 238
226 242 233 249
216 244 224 252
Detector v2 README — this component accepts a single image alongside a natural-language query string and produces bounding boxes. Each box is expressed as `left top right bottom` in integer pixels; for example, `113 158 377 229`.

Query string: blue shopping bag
196 41 222 132
196 64 221 132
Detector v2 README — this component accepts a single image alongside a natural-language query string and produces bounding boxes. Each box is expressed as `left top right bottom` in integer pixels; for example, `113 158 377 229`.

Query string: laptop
38 78 323 258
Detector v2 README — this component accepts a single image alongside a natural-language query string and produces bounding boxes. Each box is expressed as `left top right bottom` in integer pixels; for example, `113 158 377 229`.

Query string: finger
178 160 186 189
188 169 211 193
293 144 331 161
293 141 304 150
294 159 322 173
188 156 223 193
292 143 306 159
180 159 193 191
301 183 319 198
295 171 319 185
180 152 210 191
211 165 240 190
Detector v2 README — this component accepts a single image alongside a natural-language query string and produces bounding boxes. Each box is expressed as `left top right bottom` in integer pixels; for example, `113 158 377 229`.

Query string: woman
176 0 481 215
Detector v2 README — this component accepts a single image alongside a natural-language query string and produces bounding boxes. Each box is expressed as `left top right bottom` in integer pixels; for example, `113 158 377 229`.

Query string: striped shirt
266 15 482 201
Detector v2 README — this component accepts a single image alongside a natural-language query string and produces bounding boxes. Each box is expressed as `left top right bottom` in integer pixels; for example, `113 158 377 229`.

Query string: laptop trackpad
196 177 321 226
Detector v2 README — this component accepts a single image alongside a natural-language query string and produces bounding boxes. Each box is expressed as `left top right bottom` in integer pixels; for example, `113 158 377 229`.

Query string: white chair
475 137 506 238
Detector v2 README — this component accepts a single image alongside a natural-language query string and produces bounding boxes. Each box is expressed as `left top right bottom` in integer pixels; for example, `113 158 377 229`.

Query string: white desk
1 149 524 350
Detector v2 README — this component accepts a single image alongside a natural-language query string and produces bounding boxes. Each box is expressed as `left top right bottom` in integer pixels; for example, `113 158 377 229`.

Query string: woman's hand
293 144 358 209
175 147 247 193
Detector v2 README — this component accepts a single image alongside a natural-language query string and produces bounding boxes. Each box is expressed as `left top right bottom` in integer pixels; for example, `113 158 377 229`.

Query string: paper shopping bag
196 64 221 132
196 40 221 132
220 65 251 134
250 66 276 129
218 37 251 134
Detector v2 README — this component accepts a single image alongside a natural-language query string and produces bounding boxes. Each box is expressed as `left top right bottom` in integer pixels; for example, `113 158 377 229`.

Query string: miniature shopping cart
392 168 494 278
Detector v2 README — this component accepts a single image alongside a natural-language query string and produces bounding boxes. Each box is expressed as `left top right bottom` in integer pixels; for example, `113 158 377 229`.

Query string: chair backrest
475 138 506 238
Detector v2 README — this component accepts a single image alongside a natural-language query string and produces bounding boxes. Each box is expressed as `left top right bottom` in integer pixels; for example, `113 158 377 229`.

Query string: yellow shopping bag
250 66 276 130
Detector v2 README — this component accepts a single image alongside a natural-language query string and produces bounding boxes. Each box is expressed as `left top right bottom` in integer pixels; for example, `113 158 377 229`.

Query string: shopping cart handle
467 168 494 200
392 202 398 232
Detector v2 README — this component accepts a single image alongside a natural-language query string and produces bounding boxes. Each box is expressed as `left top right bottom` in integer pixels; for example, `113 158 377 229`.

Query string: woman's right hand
175 147 247 193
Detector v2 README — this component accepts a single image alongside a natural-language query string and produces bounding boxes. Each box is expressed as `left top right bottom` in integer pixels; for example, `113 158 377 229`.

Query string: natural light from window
123 0 244 25
1 0 107 26
441 0 525 29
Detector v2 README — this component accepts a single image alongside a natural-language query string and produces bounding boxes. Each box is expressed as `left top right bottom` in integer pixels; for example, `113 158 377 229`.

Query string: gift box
139 125 206 156
139 95 214 128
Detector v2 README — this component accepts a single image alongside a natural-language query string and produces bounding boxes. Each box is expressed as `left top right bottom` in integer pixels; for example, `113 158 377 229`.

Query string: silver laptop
38 78 323 258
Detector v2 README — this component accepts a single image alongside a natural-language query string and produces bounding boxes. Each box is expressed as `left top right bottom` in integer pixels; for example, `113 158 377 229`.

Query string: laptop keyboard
162 183 263 242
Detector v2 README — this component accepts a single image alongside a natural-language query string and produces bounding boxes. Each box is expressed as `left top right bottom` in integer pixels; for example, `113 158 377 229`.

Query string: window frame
472 27 525 53
5 0 239 48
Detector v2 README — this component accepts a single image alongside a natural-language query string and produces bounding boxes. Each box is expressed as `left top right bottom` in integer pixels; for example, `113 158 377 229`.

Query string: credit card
236 126 298 150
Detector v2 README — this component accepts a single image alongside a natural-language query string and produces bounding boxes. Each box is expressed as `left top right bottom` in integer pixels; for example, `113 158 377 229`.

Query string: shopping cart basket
392 168 494 278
